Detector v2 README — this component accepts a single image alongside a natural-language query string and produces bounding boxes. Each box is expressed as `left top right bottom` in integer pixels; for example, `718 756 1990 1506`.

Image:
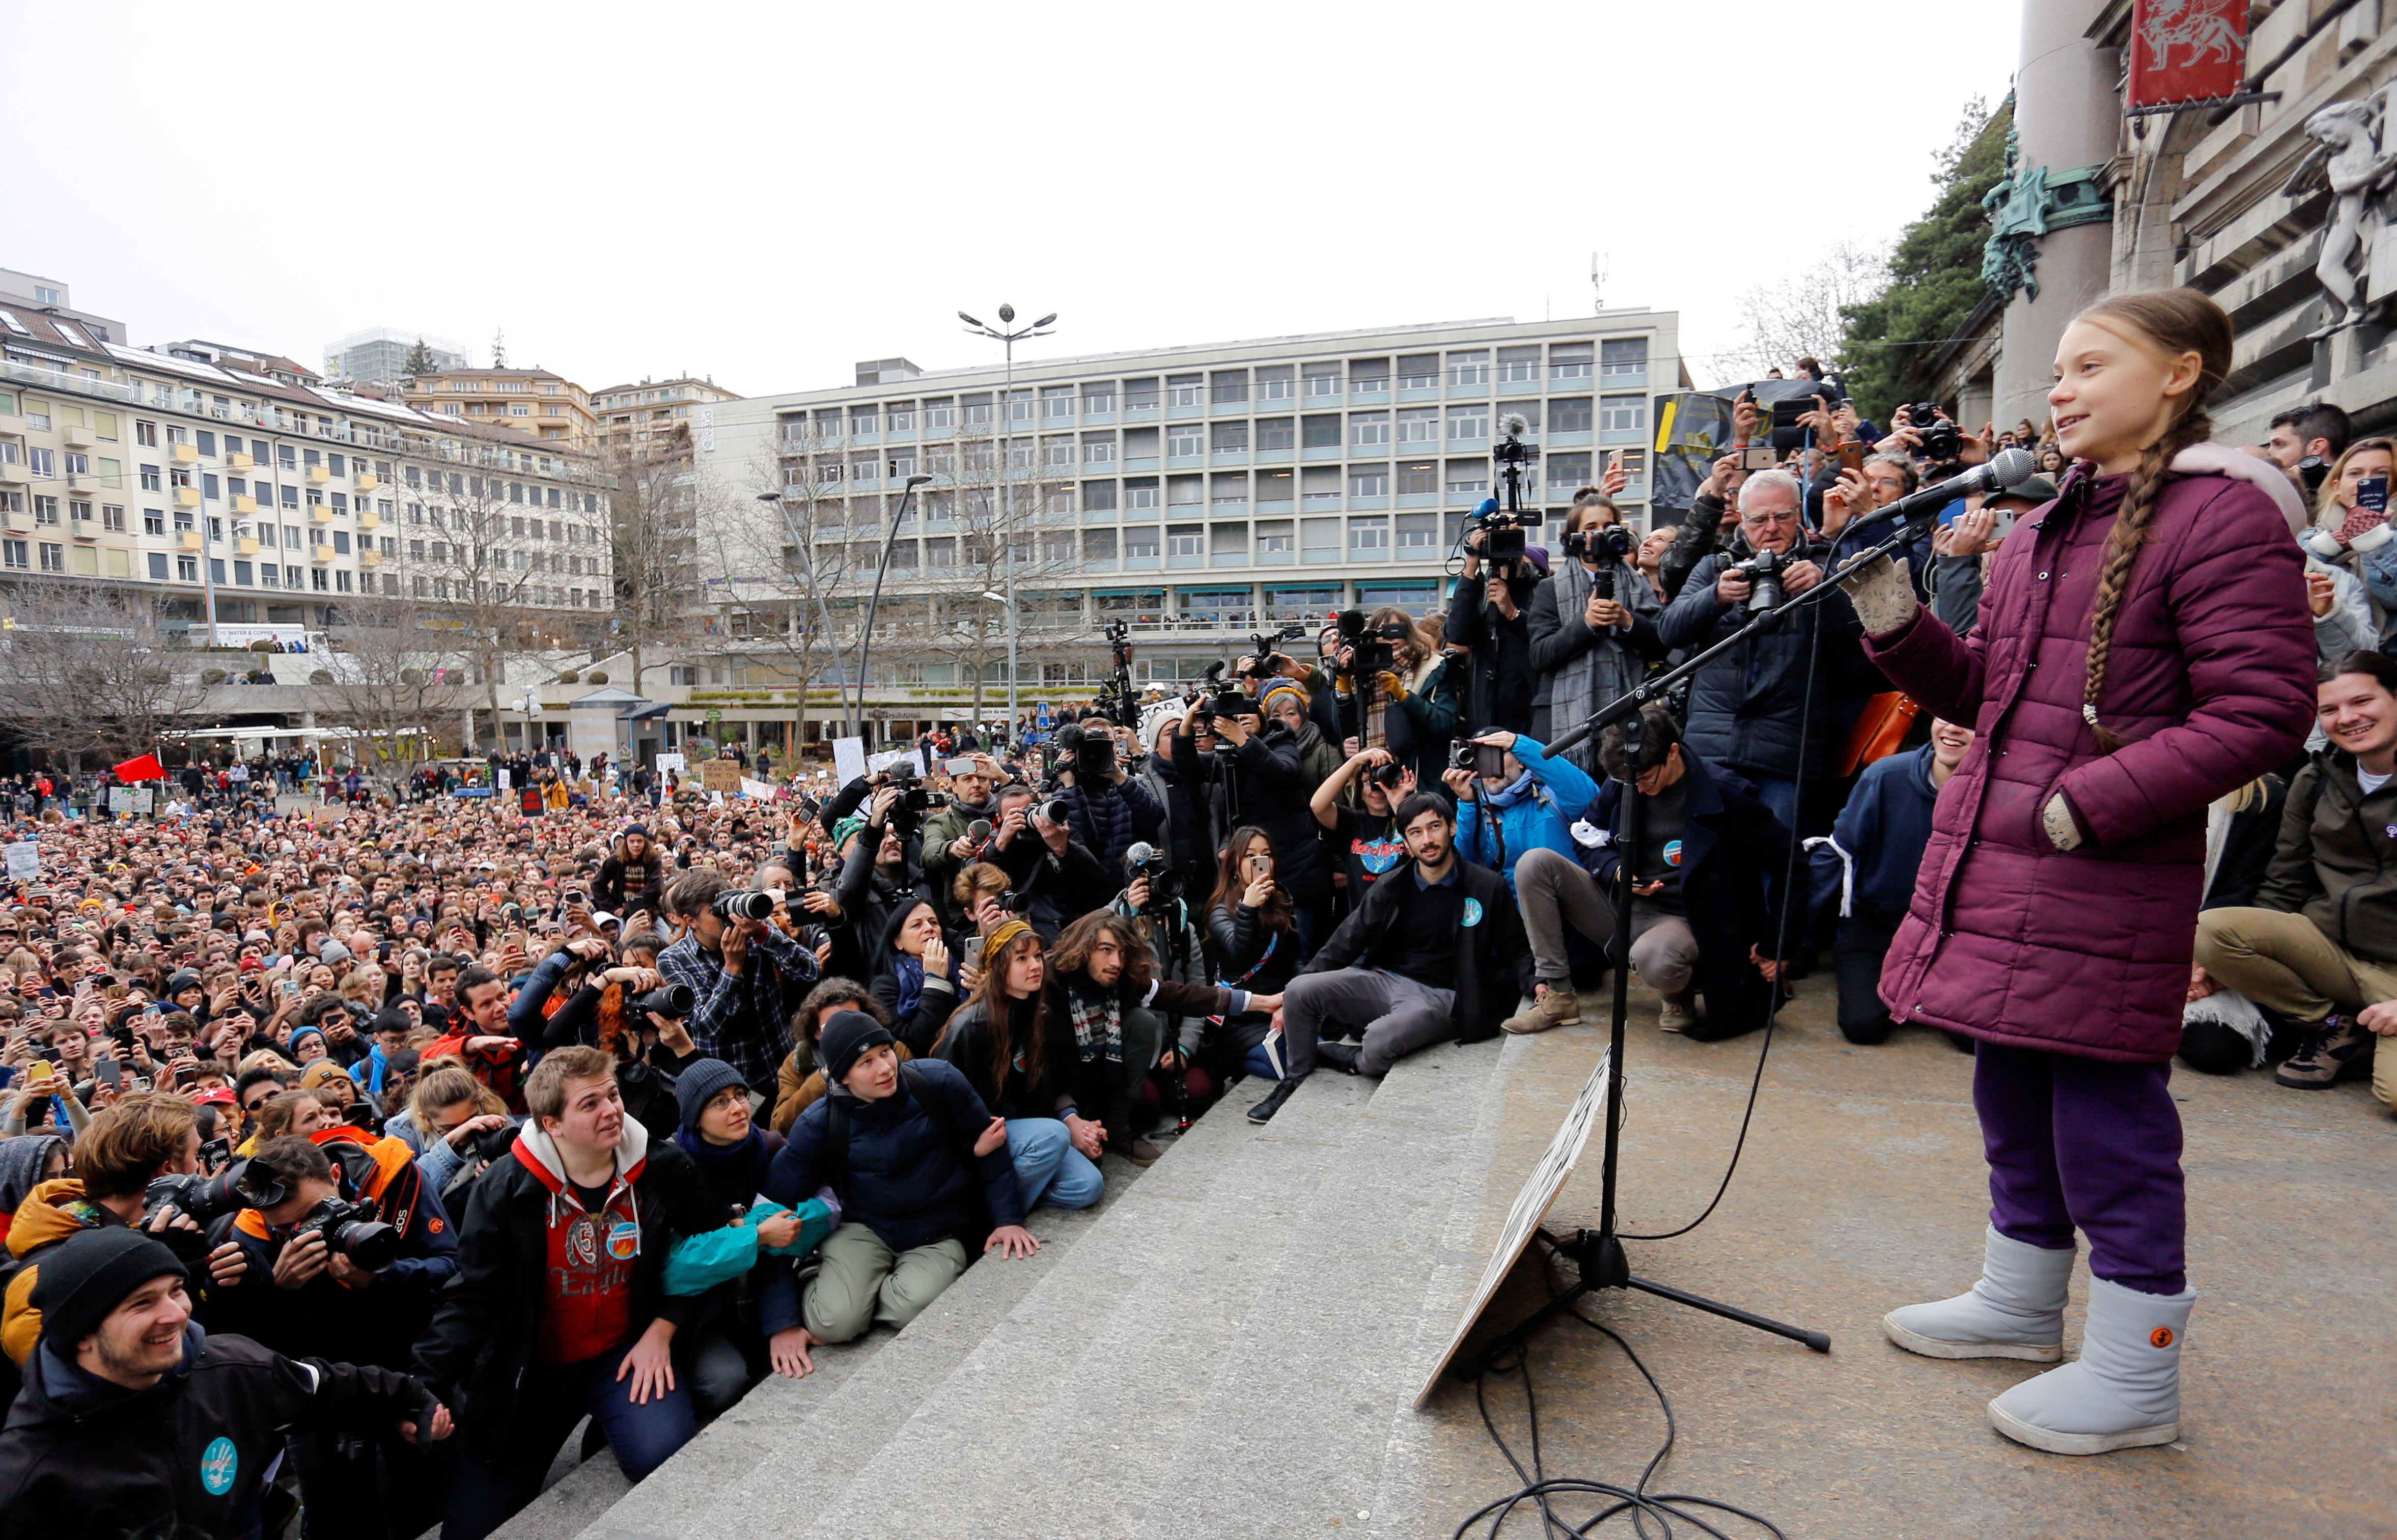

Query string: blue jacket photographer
1443 732 1600 896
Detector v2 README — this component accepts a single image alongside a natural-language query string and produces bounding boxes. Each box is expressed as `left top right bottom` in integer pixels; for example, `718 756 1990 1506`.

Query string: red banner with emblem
2128 0 2248 110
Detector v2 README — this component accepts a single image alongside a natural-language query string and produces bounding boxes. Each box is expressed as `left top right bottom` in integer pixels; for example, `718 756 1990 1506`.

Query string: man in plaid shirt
656 869 820 1095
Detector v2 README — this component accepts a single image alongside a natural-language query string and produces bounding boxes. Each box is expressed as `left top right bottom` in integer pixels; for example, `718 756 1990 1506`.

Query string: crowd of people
0 292 2386 1533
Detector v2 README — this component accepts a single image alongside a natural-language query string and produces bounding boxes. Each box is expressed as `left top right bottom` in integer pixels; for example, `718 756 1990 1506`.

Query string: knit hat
288 1025 326 1054
830 815 868 852
624 824 651 840
673 1057 749 1128
298 1059 351 1090
1257 681 1305 722
317 939 351 967
1137 699 1186 749
32 1229 188 1349
818 1010 894 1087
980 917 1033 975
165 970 202 996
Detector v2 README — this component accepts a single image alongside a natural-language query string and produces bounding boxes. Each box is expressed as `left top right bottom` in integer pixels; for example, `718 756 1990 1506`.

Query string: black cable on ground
1452 1235 1788 1540
1621 534 1829 1245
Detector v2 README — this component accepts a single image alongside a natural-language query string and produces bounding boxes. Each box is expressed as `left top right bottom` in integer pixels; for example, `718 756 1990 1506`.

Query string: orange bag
1838 692 1920 776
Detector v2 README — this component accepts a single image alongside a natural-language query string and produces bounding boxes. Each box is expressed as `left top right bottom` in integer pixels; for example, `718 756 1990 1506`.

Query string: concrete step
784 1069 1382 1538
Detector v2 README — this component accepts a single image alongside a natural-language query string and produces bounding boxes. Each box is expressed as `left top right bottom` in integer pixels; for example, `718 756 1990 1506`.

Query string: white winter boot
1882 1226 2072 1362
1987 1275 2192 1454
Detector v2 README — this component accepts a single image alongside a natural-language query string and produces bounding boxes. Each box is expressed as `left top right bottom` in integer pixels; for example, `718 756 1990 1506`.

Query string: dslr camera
145 1159 276 1226
289 1195 401 1270
1565 523 1635 598
710 888 777 922
1907 404 1963 465
1239 624 1307 680
1727 547 1787 615
633 982 694 1019
1124 842 1183 910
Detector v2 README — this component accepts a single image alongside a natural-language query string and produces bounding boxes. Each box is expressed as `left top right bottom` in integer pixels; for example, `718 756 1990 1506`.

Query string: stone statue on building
2282 87 2397 341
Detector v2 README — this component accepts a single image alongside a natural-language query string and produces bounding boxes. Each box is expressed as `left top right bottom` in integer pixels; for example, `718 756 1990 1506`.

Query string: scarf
1483 770 1538 809
1064 978 1124 1066
1547 556 1651 773
673 1123 772 1210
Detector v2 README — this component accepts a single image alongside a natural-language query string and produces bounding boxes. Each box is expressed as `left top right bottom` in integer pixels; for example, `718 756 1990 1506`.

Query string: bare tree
313 591 478 777
1703 239 1893 386
400 471 587 742
603 432 710 699
0 583 208 768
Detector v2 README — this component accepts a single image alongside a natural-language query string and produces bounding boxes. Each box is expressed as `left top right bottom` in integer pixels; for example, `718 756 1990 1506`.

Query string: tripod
1454 507 1938 1378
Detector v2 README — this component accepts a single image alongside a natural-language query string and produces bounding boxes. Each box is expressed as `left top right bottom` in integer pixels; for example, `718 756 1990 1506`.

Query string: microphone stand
1452 503 1940 1378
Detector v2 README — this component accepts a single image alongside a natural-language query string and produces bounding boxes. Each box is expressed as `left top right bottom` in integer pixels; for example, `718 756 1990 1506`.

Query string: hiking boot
1316 1041 1362 1075
2274 1016 2371 1088
1502 986 1581 1035
1247 1077 1302 1124
1657 992 1695 1033
1883 1226 2071 1363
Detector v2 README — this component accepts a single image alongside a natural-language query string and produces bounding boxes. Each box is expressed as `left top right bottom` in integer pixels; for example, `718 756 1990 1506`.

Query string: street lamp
758 490 863 746
958 302 1056 742
853 473 935 748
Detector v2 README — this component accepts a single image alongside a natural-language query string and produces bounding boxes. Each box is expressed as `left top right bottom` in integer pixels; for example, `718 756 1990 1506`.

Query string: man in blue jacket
1443 731 1599 895
763 1012 1037 1348
1807 718 1974 1045
1501 704 1791 1039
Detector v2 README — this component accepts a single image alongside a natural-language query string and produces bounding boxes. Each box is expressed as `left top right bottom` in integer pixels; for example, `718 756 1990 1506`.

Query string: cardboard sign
654 752 686 774
4 842 38 881
832 736 868 786
699 760 743 793
740 777 777 801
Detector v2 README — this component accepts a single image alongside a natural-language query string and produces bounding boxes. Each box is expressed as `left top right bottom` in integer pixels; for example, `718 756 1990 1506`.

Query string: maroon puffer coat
1864 463 2315 1061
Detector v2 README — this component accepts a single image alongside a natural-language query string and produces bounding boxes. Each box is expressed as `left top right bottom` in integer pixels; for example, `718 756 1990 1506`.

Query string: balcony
358 510 380 529
66 475 98 495
232 495 257 515
178 530 203 550
175 487 201 508
0 464 23 488
308 465 331 485
354 472 378 491
227 452 254 470
172 443 200 465
236 537 260 555
360 549 382 568
62 425 93 449
311 544 336 564
310 506 335 524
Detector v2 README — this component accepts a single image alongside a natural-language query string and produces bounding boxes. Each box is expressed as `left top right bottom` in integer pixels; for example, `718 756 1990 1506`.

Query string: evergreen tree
402 337 438 377
1836 95 2013 419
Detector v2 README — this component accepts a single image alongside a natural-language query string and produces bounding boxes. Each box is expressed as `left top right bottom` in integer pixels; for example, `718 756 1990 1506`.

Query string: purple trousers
1972 1043 2186 1295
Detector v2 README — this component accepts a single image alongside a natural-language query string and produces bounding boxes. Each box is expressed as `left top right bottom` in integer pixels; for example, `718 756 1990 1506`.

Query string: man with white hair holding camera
1657 468 1880 841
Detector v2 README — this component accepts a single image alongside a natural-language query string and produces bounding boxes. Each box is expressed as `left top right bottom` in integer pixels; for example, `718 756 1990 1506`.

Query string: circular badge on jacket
1662 840 1684 868
607 1221 640 1261
1462 897 1484 928
201 1437 238 1495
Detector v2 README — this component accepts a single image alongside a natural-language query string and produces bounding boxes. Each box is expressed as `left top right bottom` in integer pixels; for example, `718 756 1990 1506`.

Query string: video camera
1240 624 1307 680
872 758 948 834
1450 740 1507 777
1096 619 1137 729
1336 608 1415 679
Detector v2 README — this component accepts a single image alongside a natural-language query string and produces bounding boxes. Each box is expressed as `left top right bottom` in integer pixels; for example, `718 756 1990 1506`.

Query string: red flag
2128 0 2246 111
113 753 166 783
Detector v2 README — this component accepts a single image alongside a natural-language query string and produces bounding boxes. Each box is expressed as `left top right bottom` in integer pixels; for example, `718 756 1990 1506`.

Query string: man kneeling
764 1011 1038 1347
1248 793 1528 1123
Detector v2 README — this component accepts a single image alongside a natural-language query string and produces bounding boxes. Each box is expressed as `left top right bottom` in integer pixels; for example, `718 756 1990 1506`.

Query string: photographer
415 1047 731 1540
539 955 703 1140
1527 494 1666 773
1251 794 1527 1123
1134 702 1214 906
988 786 1127 942
1499 705 1792 1040
1657 469 1878 838
1444 515 1548 737
1111 844 1213 1113
921 754 1004 929
1344 607 1459 790
1049 722 1164 872
1310 746 1418 899
1443 730 1600 895
1170 690 1332 953
0 1228 447 1540
657 868 822 1097
206 1134 458 1540
822 789 939 978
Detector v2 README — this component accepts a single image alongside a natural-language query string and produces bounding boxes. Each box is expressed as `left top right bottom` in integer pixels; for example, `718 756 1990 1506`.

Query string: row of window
813 512 1468 571
784 340 1653 439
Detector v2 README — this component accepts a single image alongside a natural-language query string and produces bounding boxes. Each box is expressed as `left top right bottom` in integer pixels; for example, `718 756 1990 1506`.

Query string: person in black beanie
0 1228 446 1540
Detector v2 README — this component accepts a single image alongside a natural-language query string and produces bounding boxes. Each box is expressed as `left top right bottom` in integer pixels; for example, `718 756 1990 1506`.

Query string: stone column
1993 0 2120 433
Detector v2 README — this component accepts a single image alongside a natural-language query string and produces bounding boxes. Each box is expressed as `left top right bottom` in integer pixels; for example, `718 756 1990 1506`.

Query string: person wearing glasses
1657 468 1881 843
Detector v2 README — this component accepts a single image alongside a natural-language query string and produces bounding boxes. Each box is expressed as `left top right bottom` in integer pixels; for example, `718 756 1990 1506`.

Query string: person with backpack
761 1010 1036 1349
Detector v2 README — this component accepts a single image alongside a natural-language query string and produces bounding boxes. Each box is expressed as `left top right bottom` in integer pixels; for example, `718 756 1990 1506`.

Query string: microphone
1499 412 1530 436
1846 447 2039 535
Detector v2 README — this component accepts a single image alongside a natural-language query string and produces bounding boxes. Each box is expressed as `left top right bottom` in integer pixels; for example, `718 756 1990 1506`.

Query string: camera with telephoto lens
146 1158 279 1226
1123 842 1183 910
711 888 776 921
1729 547 1786 615
1907 404 1962 464
997 889 1033 914
633 983 694 1019
1370 760 1407 790
1566 523 1634 598
1036 797 1070 829
463 1120 521 1162
289 1195 400 1271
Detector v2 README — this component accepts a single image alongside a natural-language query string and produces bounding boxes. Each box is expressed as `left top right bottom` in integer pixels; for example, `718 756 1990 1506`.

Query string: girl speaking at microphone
1834 289 2315 1454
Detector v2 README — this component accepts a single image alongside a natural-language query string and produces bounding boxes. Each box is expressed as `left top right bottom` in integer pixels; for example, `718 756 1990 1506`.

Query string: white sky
13 1 2022 397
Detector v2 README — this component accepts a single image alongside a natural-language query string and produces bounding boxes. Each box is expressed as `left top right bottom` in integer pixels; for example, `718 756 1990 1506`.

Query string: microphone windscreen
1986 446 2038 490
1500 413 1529 436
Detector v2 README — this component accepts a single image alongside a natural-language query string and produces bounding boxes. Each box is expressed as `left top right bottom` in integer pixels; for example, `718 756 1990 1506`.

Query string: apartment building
0 299 614 636
695 312 1686 747
592 376 743 457
324 328 470 388
403 367 597 447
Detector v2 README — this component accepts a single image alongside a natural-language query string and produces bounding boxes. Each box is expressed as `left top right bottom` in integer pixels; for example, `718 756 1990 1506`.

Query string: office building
403 367 597 447
325 328 471 387
695 311 1687 749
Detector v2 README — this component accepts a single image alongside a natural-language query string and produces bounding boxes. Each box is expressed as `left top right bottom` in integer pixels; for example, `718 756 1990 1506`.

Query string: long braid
2080 406 2215 753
